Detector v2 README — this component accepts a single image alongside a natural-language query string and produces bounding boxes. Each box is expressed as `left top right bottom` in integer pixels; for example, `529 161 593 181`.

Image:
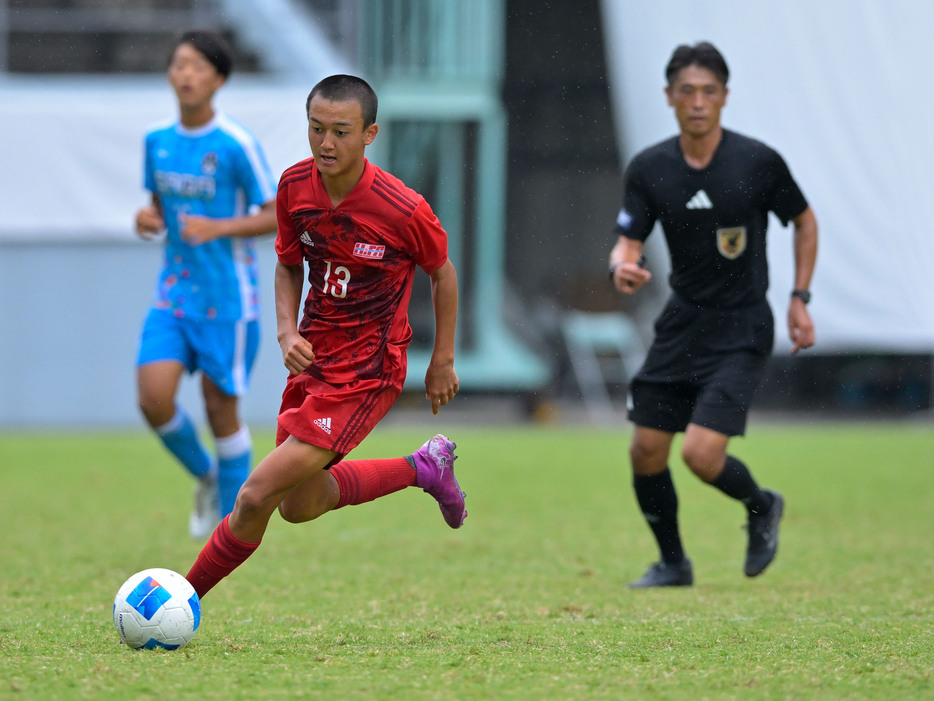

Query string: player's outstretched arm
425 259 459 415
788 206 818 355
275 261 315 375
180 201 277 246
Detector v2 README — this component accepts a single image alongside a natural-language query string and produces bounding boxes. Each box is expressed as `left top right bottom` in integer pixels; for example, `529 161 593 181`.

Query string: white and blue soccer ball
113 568 201 650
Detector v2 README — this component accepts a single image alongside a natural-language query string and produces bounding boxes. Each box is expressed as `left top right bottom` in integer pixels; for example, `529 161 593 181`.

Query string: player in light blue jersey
134 30 277 539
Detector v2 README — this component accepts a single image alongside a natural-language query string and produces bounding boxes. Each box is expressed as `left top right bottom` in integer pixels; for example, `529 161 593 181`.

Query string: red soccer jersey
276 158 448 385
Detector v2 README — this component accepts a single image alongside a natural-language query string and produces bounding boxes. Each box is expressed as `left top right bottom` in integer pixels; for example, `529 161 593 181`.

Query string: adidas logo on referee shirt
313 417 332 434
685 190 713 209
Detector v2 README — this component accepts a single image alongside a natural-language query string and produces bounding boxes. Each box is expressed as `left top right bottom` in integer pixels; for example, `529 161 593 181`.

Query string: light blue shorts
137 308 260 397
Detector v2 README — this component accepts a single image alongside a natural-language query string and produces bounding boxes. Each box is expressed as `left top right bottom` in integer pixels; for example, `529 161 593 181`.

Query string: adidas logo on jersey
685 190 713 209
300 231 315 247
313 417 332 434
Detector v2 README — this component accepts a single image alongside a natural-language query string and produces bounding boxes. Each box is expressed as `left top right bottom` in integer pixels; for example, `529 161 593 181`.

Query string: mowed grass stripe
0 423 931 699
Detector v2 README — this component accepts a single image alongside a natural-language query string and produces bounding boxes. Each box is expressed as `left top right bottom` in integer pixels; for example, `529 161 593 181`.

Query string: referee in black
609 42 818 588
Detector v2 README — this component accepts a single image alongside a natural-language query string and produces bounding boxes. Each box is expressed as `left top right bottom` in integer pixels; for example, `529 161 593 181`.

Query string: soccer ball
112 568 201 650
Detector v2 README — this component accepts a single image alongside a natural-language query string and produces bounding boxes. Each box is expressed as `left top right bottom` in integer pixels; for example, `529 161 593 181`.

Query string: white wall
0 240 287 427
600 0 934 352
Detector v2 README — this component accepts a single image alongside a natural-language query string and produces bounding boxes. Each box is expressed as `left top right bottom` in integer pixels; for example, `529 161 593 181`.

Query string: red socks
185 459 416 598
330 457 416 509
186 515 261 599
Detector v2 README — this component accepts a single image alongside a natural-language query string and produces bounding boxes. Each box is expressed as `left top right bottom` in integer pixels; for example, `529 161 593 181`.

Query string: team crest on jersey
353 242 385 260
201 152 218 175
717 227 747 259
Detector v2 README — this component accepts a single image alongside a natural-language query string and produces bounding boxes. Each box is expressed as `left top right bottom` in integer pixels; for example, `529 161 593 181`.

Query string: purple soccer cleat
411 434 467 528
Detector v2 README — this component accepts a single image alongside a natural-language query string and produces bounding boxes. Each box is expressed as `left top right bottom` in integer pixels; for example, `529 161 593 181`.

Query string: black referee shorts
628 295 774 437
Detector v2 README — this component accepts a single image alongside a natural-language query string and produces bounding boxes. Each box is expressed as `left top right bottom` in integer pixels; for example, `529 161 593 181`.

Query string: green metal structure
357 0 548 391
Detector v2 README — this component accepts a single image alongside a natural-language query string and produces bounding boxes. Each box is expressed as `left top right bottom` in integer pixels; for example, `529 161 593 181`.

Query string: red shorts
275 372 403 463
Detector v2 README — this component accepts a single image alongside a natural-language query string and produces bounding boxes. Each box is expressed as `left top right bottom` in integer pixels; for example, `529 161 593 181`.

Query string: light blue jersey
143 113 276 321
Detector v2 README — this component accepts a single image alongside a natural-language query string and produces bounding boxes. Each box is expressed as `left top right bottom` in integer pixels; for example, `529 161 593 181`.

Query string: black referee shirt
615 129 808 309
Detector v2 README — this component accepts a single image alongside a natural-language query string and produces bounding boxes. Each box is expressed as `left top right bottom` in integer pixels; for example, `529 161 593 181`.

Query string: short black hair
174 30 234 78
305 74 378 128
665 41 729 86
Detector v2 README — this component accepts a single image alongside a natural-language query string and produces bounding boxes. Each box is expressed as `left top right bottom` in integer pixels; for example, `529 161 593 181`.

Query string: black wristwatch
791 289 811 304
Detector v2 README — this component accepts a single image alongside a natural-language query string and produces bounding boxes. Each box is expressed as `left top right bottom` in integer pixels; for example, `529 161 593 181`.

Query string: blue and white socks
215 425 252 518
155 408 253 519
155 407 213 480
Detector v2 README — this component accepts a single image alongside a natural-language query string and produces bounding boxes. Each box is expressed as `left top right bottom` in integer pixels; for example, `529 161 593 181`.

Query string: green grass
1 421 932 699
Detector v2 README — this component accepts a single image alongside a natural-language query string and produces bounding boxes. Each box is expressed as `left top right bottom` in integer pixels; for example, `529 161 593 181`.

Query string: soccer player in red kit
185 74 465 600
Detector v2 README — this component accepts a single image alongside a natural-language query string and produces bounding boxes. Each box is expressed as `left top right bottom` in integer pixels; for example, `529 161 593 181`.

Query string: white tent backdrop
600 0 934 353
0 75 317 240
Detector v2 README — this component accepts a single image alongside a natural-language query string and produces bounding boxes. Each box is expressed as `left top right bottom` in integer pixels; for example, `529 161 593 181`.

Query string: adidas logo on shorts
313 417 332 434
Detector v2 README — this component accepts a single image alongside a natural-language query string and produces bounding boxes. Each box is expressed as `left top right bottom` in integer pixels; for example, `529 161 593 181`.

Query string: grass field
1 420 932 699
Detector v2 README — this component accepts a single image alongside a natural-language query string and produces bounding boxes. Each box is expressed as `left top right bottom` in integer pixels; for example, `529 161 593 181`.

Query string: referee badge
716 226 747 259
